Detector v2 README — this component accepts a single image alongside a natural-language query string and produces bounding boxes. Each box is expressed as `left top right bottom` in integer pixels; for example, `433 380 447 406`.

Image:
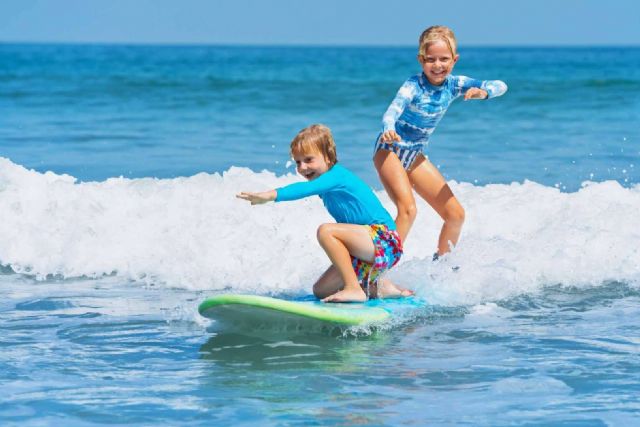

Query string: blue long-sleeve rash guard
382 73 508 151
275 163 396 230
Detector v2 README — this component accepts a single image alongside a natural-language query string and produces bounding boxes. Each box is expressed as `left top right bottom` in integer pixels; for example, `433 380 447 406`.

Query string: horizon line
2 40 640 49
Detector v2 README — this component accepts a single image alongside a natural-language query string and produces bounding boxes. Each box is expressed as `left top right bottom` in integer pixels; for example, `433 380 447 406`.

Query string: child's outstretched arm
455 75 508 101
237 167 339 205
236 190 276 205
463 87 490 100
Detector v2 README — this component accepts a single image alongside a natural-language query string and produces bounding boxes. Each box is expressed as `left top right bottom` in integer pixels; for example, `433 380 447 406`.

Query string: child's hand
380 130 401 143
236 190 277 205
464 88 488 100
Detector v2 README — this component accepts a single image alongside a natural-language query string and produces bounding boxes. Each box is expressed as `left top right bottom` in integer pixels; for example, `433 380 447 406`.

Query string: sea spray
1 157 639 306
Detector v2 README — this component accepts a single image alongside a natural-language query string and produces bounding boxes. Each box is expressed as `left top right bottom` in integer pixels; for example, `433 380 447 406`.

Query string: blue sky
1 0 639 46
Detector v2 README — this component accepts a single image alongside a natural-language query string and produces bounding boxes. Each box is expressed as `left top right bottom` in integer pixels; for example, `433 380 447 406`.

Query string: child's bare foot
321 287 367 303
377 278 414 299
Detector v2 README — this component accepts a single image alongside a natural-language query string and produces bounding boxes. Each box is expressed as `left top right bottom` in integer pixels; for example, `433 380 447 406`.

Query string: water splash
1 157 639 307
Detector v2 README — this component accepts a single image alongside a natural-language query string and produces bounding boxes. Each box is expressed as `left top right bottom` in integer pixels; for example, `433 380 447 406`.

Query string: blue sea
1 43 639 426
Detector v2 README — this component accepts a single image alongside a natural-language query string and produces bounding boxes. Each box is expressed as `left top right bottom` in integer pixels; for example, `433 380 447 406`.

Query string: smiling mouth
304 172 315 179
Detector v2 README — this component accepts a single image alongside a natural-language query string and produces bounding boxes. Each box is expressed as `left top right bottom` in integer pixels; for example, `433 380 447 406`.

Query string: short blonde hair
290 124 338 166
418 25 457 58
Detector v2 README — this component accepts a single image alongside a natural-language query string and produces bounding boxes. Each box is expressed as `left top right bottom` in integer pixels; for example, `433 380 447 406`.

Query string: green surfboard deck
198 294 391 327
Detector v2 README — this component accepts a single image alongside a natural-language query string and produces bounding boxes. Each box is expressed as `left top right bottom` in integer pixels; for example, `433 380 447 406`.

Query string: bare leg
409 155 465 256
374 149 416 243
377 277 415 299
312 265 343 299
316 223 376 303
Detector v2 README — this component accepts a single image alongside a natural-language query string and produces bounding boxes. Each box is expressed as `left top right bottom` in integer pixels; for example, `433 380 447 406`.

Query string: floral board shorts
351 224 403 299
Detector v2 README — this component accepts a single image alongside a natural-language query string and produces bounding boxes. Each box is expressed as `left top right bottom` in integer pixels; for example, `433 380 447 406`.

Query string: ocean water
1 44 639 426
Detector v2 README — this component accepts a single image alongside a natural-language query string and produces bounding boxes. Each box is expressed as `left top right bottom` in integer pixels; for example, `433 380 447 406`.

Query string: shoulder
331 163 350 177
320 163 347 183
407 74 423 89
397 74 422 96
329 164 358 184
407 74 422 84
336 164 369 189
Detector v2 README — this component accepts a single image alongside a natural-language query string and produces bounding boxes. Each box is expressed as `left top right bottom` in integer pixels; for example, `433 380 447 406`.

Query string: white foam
1 157 639 305
398 180 640 305
490 376 573 395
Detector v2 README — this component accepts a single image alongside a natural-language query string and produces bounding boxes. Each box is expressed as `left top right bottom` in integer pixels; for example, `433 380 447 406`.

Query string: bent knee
444 205 465 224
312 283 326 299
316 223 335 243
397 200 417 221
312 282 322 298
312 281 335 299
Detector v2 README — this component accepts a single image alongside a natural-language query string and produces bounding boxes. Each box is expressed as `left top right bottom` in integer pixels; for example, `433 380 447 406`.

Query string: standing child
374 25 507 258
237 124 412 303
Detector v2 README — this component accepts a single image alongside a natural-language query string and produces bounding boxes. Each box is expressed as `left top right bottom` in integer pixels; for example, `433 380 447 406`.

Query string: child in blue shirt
237 124 412 303
374 25 507 259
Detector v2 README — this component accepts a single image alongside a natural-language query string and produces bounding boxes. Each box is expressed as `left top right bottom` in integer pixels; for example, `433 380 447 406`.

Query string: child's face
418 40 459 86
292 149 330 181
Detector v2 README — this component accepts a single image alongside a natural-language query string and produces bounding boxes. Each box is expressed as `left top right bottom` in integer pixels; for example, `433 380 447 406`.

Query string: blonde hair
290 124 338 166
418 25 457 58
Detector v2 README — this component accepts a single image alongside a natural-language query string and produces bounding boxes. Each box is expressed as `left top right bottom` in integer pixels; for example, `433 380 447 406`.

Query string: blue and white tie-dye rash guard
381 73 508 152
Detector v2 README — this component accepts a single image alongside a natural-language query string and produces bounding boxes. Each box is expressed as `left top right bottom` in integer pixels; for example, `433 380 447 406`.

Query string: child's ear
417 54 424 64
453 54 460 65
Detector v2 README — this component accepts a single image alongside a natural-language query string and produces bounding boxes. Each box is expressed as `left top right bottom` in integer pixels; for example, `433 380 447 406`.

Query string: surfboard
198 294 426 334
